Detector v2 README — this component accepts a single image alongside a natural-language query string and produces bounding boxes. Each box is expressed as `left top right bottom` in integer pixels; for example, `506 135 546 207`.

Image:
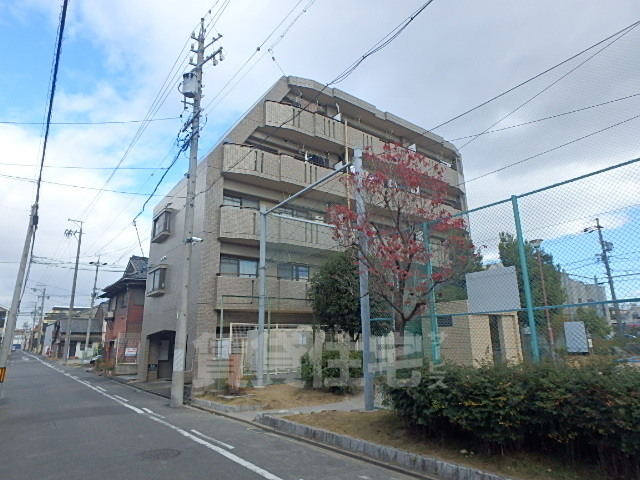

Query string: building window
121 291 129 308
275 206 311 219
151 210 172 243
220 256 258 278
437 315 453 327
131 288 145 306
277 264 310 281
148 267 167 296
222 193 259 209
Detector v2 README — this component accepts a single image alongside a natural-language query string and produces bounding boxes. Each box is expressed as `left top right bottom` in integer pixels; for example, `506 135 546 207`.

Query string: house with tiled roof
99 256 147 373
50 315 101 359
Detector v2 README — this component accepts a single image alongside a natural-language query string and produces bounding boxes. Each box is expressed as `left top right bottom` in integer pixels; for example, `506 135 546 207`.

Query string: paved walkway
226 393 366 421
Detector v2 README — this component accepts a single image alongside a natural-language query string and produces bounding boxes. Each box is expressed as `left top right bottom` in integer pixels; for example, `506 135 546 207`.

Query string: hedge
301 349 363 393
383 360 640 479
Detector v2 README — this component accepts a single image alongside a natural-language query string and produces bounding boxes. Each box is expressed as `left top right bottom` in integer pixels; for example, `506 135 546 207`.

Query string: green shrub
301 349 363 393
383 360 640 477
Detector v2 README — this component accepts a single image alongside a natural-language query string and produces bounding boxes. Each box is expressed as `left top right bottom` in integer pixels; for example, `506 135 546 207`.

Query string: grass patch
284 410 606 480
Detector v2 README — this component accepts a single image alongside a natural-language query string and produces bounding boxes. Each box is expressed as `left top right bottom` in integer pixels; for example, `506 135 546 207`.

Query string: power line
132 143 189 223
0 172 170 196
193 1 437 208
0 116 179 126
89 1 317 261
424 20 640 136
201 0 312 113
460 112 640 185
0 162 169 170
76 2 230 257
447 92 640 142
20 0 71 307
330 0 435 85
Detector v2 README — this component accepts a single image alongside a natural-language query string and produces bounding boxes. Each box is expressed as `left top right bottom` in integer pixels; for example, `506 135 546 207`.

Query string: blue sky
1 0 639 320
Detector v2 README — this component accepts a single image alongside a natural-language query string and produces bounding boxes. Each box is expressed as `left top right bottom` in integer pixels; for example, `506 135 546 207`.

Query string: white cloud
2 0 640 314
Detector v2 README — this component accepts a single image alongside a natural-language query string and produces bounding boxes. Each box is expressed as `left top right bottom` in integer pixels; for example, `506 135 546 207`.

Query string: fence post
257 207 267 387
219 295 225 357
511 195 540 362
422 222 441 364
266 296 271 384
353 148 374 411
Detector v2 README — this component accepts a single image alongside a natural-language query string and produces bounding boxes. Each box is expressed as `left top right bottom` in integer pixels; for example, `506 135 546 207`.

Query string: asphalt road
0 351 412 480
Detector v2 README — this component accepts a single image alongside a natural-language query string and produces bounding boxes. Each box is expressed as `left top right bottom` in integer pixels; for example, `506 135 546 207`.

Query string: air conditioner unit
106 311 115 319
314 215 325 222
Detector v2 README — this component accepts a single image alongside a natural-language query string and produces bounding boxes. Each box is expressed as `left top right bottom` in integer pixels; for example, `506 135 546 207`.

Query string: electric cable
0 116 179 126
19 0 70 307
329 0 435 85
455 22 638 151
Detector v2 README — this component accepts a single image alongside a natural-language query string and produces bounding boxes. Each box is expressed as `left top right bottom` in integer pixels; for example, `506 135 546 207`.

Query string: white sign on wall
466 265 521 314
565 321 589 353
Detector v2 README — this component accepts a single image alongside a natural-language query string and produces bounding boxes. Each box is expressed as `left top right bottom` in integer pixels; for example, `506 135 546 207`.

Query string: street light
529 239 557 360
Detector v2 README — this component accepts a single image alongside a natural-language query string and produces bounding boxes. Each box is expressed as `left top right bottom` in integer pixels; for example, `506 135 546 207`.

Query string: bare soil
284 410 606 480
201 383 356 410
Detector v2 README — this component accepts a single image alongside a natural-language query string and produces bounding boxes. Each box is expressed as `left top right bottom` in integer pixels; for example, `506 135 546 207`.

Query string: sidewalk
99 372 511 480
190 392 511 480
215 392 366 422
108 374 173 398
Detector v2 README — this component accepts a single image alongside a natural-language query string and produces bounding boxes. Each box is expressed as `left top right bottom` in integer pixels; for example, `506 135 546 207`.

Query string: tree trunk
394 318 405 363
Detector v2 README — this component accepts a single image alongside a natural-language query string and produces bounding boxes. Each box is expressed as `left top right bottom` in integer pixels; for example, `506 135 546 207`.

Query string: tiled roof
57 318 102 334
123 256 148 280
100 256 148 296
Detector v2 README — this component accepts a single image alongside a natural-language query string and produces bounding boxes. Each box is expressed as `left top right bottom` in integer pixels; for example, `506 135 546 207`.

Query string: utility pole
83 256 106 363
585 218 623 336
171 18 223 407
63 220 83 364
0 204 37 397
36 287 47 354
353 148 374 411
0 0 68 397
30 303 39 351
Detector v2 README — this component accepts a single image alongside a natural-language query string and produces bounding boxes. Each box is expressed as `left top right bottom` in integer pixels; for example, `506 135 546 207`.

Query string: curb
254 414 514 480
192 397 266 413
103 374 171 399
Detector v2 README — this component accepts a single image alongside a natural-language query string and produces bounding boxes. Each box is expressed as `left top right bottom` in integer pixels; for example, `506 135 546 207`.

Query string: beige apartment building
138 76 467 391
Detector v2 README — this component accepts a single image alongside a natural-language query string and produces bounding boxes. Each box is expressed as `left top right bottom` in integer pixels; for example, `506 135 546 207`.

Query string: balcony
222 144 345 197
219 206 259 242
216 276 311 313
219 206 339 252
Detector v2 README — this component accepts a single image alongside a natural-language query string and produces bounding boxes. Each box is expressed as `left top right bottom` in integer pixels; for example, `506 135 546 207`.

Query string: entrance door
157 338 174 379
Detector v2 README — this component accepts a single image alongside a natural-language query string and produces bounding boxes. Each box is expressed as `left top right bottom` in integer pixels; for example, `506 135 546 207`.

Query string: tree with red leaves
326 143 476 359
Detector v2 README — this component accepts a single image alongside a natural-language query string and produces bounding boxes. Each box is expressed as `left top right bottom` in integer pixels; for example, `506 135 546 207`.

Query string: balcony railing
219 206 339 251
222 144 345 197
216 276 312 312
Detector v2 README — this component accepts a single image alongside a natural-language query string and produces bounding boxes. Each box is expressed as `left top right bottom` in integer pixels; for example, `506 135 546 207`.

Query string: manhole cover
137 449 181 460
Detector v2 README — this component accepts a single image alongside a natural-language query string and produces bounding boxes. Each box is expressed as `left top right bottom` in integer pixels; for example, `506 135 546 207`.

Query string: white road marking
113 395 129 402
25 353 283 480
190 429 235 450
95 386 107 392
142 407 166 419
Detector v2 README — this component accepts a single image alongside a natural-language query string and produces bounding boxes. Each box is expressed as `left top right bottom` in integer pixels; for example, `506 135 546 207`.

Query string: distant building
99 256 147 374
139 76 467 393
560 272 611 323
48 307 100 358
